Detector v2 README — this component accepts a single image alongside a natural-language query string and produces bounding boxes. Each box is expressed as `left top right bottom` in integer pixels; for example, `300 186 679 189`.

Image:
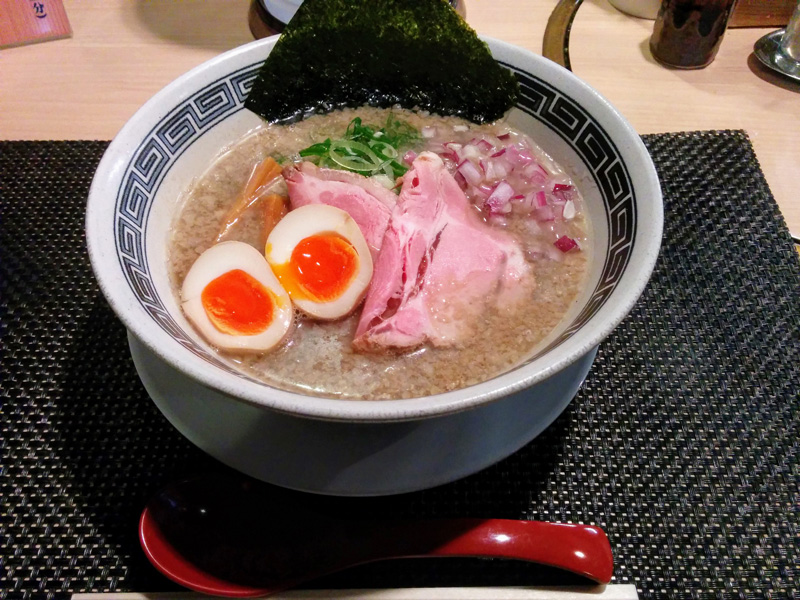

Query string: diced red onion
457 159 483 187
504 146 534 167
552 183 575 203
510 194 530 215
484 181 515 215
480 158 496 181
562 200 576 220
435 132 583 235
461 143 481 161
516 148 536 165
554 235 579 252
473 138 494 153
453 170 467 190
439 147 459 163
491 158 511 180
525 240 564 263
467 184 489 200
522 162 549 184
502 145 520 165
477 183 494 196
533 205 555 222
403 150 417 165
524 243 547 261
516 192 536 213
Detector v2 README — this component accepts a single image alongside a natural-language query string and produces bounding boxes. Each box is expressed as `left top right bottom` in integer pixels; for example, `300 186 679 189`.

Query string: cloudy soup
169 107 590 400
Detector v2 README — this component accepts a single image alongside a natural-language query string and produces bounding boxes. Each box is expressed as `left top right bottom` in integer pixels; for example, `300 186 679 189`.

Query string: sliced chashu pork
283 162 397 262
354 152 530 351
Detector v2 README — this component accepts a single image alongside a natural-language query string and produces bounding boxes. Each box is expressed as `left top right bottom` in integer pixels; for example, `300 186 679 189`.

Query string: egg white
181 241 294 352
265 204 373 320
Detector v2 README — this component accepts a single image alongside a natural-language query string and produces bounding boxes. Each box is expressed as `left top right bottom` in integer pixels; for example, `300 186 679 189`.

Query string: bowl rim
87 35 663 423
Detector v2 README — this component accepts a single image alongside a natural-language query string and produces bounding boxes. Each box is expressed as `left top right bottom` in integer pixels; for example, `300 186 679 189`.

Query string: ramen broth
168 107 589 399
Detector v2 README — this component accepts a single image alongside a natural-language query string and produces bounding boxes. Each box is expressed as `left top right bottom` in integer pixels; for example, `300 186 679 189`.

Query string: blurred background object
608 0 661 20
753 0 800 82
249 0 300 36
729 0 796 26
249 0 466 38
607 0 796 25
649 0 739 68
0 0 71 48
780 0 800 59
549 0 800 71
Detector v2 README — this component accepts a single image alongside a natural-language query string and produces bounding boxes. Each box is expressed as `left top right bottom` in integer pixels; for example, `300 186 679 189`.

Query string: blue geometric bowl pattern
114 64 261 372
506 64 636 360
114 61 636 379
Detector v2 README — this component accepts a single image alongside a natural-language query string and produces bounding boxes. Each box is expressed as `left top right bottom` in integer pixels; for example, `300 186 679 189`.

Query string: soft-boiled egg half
265 204 373 320
181 241 294 352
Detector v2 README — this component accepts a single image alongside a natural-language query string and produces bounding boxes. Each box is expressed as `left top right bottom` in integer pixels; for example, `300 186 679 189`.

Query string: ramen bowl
86 36 662 496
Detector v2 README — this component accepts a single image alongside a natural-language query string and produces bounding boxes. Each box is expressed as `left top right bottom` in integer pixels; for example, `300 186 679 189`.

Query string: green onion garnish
298 116 420 180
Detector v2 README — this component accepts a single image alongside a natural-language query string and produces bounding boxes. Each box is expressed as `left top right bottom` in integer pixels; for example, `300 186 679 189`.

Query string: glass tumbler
781 1 800 61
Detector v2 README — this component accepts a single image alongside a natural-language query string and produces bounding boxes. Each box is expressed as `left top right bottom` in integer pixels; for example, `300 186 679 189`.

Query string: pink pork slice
283 161 397 261
354 152 530 351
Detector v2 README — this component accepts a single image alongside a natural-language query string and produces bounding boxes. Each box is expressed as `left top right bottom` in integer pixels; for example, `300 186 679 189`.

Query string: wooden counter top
1 0 798 234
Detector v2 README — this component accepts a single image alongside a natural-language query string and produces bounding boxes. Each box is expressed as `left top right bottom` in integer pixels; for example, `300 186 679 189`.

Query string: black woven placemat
1 132 798 599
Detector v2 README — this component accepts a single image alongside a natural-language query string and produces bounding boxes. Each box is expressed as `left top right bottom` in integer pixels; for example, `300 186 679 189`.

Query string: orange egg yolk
201 269 274 335
276 234 358 302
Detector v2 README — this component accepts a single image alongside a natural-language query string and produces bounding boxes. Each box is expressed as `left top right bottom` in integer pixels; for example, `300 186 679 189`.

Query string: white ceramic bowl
86 36 662 495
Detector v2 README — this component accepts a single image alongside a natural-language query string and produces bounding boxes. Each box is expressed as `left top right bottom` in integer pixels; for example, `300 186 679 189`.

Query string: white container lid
261 0 303 25
608 0 661 20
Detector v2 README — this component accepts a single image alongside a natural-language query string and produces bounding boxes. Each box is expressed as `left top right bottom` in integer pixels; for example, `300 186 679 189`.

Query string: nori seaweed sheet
244 0 519 124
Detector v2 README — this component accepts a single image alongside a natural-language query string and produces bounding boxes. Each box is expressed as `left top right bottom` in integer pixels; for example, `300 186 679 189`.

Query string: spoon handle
389 519 613 584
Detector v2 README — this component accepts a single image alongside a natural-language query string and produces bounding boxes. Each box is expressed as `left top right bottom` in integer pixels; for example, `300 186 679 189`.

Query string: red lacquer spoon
139 475 613 598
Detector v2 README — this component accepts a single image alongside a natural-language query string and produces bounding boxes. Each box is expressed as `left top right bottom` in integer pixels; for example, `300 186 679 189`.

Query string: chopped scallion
298 116 420 179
